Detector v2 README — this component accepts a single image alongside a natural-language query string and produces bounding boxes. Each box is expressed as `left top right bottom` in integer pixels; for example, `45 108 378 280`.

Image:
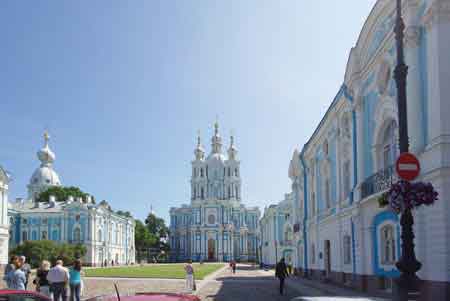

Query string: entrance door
208 239 215 261
324 240 331 278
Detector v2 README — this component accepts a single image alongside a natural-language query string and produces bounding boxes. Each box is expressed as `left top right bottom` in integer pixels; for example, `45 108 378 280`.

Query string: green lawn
84 263 224 280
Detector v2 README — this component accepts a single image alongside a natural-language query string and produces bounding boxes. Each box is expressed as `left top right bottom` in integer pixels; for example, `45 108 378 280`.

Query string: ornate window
382 121 397 170
284 226 293 243
208 214 215 224
73 228 81 242
380 224 396 265
343 235 351 264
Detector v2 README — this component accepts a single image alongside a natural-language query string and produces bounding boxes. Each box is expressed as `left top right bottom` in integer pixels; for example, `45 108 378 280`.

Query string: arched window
73 228 81 242
200 168 204 177
208 214 215 224
382 121 397 169
311 192 316 217
325 179 331 208
343 160 351 200
22 231 28 241
311 244 316 264
343 235 351 264
42 231 48 240
323 140 329 156
380 224 396 265
284 227 293 243
52 230 58 241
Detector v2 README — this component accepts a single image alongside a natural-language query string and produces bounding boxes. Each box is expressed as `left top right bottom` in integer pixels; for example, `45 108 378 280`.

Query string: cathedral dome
28 131 62 200
30 165 61 187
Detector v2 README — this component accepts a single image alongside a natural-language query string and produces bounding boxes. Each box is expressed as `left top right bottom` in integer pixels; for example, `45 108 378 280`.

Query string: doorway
324 240 331 278
208 239 215 261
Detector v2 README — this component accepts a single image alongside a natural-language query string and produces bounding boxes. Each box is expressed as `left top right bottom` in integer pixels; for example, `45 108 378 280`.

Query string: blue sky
1 0 377 223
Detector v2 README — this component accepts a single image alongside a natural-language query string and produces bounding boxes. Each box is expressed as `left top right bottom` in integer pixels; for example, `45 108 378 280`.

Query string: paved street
1 264 387 300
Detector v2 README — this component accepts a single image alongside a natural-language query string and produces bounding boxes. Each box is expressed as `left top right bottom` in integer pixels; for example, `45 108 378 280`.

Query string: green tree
36 186 95 203
145 213 169 239
9 241 87 268
116 210 132 218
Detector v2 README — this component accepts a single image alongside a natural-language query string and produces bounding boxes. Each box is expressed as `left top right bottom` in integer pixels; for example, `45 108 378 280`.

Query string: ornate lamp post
393 0 422 299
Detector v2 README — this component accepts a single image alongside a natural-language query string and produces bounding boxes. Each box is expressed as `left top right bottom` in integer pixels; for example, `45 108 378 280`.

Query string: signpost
396 152 421 181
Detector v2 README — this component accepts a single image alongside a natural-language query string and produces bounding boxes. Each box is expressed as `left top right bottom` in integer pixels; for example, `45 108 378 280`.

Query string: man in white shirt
47 260 70 301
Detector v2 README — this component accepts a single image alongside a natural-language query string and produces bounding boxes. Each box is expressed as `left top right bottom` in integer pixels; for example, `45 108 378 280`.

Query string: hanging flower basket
386 180 438 214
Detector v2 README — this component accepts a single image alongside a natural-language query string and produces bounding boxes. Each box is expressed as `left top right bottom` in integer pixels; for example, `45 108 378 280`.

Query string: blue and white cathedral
6 132 135 266
169 122 260 262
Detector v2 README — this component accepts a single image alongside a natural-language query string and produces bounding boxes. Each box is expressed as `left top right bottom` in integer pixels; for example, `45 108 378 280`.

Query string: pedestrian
19 256 31 290
8 256 26 290
229 261 233 272
47 259 70 301
275 258 289 295
232 260 236 274
287 256 293 275
34 260 51 297
69 259 82 301
3 255 17 288
184 259 195 291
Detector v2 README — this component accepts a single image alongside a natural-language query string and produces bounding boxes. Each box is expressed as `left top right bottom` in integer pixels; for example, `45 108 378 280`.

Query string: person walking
3 255 17 288
69 259 82 301
231 260 236 274
275 258 289 296
47 259 70 301
184 259 195 291
19 256 31 290
35 260 52 297
8 256 26 290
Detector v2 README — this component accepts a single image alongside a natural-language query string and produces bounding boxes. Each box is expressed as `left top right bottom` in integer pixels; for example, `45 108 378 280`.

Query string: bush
9 240 87 268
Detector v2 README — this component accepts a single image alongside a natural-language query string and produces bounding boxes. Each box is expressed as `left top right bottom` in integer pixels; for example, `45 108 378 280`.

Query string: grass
84 263 224 280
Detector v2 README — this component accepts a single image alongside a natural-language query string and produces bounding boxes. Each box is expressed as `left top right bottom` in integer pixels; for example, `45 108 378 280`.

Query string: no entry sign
396 152 421 181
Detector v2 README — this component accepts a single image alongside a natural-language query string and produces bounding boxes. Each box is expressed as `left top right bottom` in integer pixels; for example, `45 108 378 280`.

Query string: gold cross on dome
44 130 50 143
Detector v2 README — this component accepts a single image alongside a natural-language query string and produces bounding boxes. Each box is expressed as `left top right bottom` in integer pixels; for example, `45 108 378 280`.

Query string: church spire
194 130 205 160
211 119 222 154
228 130 238 160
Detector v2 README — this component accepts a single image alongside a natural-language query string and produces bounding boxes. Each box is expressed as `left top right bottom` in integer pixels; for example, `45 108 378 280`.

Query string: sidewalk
285 276 390 301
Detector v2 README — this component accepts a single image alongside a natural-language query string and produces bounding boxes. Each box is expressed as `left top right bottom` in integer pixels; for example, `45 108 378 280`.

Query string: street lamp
393 0 422 299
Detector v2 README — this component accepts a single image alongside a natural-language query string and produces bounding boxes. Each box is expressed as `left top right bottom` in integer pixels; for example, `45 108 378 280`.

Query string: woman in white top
184 259 195 291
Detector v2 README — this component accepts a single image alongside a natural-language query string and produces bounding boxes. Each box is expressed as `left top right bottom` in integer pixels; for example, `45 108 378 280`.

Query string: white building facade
0 166 10 266
169 123 260 262
261 0 450 299
8 132 135 266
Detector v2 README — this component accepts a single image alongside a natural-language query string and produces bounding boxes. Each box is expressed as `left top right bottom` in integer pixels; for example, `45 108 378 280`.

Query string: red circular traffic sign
396 152 421 181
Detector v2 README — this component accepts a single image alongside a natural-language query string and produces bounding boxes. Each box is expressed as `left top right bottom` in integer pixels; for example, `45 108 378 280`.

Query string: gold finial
197 129 201 146
43 130 50 145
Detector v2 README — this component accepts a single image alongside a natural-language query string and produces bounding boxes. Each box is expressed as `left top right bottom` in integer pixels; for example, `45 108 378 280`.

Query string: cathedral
7 132 135 266
169 122 260 262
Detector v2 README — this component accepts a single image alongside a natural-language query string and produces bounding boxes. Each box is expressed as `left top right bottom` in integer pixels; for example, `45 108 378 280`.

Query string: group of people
3 255 83 301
